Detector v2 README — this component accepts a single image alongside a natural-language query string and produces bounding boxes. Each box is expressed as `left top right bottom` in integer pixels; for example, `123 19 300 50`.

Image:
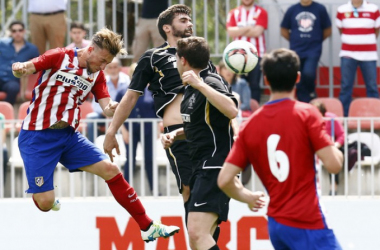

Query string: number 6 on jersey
267 134 289 182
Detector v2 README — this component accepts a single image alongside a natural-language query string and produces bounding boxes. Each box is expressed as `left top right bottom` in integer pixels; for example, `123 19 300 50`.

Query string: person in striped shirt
226 0 268 104
336 0 380 116
11 27 179 242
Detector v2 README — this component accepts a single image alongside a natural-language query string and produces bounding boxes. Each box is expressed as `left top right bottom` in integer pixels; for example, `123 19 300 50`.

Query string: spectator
311 100 345 195
86 57 130 142
281 0 332 103
0 113 8 184
226 0 268 104
0 21 39 105
66 22 91 49
336 0 380 116
132 0 167 62
28 0 67 54
116 63 156 192
219 61 252 117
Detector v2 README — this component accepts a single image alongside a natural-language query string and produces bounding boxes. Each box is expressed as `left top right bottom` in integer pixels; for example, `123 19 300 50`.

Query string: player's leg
62 131 179 241
29 14 48 54
187 212 219 250
18 128 66 212
45 13 66 50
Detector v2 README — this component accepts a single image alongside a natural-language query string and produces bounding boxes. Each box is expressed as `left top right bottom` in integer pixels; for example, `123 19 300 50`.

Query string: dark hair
70 21 86 31
9 20 25 30
310 101 327 116
177 37 209 69
157 4 191 40
261 48 300 92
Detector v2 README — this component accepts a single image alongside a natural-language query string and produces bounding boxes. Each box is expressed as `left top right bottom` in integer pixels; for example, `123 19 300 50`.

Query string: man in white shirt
66 22 91 49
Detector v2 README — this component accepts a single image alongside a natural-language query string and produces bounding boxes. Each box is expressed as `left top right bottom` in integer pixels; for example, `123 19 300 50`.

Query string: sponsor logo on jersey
168 56 176 63
56 71 90 91
181 114 191 122
35 177 44 187
188 94 196 109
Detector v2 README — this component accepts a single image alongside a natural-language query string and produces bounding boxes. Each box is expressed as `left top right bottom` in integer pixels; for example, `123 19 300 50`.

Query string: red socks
106 173 152 230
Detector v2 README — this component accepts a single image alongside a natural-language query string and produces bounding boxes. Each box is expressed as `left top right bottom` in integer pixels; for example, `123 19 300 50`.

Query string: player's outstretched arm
218 162 266 212
12 61 36 78
98 97 118 117
317 145 343 174
160 128 185 149
103 90 140 162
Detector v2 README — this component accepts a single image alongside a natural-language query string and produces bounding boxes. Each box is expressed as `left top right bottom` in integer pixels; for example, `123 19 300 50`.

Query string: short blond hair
91 27 126 56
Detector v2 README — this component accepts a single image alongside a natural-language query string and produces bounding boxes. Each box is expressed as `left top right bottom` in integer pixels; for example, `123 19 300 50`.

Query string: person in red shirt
218 48 343 249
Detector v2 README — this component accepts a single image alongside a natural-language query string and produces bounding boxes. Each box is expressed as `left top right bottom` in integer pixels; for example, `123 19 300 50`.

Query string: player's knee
103 162 121 179
34 196 55 211
187 224 202 244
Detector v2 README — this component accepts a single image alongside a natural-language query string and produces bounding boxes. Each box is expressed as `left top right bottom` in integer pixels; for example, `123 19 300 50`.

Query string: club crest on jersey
168 56 176 63
188 94 196 109
35 177 44 187
56 72 90 91
181 114 191 122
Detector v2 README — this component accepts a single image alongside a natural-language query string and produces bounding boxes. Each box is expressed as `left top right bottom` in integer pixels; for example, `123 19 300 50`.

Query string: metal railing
1 117 380 199
3 0 380 97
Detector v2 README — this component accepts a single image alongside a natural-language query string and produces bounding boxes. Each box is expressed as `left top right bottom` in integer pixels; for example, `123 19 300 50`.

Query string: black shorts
188 168 230 223
165 124 193 193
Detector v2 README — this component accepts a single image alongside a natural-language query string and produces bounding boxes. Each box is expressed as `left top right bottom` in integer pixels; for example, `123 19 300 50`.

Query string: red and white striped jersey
23 48 110 131
226 5 268 57
336 1 380 61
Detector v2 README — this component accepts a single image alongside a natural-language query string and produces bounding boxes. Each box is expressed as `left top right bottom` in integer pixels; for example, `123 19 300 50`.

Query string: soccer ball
223 40 259 74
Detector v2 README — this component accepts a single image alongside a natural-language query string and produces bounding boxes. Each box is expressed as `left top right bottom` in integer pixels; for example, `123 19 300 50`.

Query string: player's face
170 14 193 39
70 28 86 44
10 24 25 43
241 0 255 7
86 46 114 74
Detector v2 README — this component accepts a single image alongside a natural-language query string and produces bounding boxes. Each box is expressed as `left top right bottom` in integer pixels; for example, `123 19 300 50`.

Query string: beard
172 26 193 38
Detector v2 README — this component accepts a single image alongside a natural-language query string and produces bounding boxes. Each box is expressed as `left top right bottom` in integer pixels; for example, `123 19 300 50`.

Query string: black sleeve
207 76 238 107
128 51 154 94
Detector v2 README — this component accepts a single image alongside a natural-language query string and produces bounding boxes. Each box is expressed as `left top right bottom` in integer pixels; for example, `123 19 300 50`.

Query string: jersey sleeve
226 9 237 28
31 48 64 72
225 131 249 169
256 7 268 29
128 52 155 94
280 7 292 29
207 77 238 107
307 107 333 152
91 71 110 101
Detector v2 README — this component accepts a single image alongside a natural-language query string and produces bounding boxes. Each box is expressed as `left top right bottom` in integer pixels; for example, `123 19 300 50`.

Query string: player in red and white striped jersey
336 0 380 116
226 0 268 104
12 27 179 241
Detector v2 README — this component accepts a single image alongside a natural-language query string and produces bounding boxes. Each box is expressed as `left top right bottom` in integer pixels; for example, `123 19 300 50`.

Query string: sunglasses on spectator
353 8 359 18
11 29 24 33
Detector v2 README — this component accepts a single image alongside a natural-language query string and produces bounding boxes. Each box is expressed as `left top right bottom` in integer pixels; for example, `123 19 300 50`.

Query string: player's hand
247 191 266 212
104 101 119 117
160 132 175 149
12 62 26 78
182 70 203 89
103 132 120 162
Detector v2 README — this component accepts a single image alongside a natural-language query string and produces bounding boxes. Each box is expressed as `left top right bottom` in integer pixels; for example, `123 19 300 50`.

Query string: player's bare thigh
187 212 219 249
80 159 120 181
163 93 184 127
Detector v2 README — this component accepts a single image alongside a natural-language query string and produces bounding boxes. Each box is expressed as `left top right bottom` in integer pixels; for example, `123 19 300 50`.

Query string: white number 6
267 134 289 182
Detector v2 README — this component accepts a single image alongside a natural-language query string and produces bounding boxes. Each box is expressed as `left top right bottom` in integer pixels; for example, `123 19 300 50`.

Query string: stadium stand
348 98 380 130
312 97 344 118
0 101 14 132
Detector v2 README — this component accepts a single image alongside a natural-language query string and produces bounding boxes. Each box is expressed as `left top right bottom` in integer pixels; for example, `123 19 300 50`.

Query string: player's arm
218 162 266 212
280 27 290 41
183 71 238 119
227 26 251 39
323 27 332 40
98 97 119 117
160 128 185 149
12 61 36 78
316 145 343 174
103 90 140 162
245 25 265 38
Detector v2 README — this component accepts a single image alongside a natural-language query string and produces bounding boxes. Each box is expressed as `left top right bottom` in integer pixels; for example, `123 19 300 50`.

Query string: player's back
241 98 332 229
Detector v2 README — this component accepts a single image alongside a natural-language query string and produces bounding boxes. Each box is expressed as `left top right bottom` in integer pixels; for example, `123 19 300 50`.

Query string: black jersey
129 42 218 118
181 68 238 168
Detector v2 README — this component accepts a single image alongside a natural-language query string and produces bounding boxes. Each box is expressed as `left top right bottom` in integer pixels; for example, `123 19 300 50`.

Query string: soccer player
12 27 179 242
161 36 238 250
104 4 216 224
218 48 343 249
